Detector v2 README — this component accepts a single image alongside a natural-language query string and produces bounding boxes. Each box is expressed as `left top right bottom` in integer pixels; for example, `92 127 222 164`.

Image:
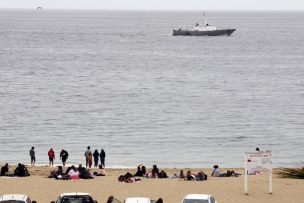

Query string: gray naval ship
173 23 236 36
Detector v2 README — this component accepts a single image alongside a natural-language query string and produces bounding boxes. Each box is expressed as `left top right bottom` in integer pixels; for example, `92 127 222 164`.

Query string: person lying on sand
185 170 207 181
211 165 240 177
118 172 141 183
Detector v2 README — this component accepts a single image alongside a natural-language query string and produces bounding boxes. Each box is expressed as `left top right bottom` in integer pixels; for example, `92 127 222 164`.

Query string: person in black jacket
1 163 9 176
93 149 99 168
14 163 30 177
100 149 105 168
134 164 146 177
60 149 69 167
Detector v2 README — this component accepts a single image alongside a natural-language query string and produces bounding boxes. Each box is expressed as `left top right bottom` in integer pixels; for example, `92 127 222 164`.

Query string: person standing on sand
100 149 105 168
60 149 69 167
48 148 55 166
87 151 93 168
93 149 99 168
29 147 35 166
84 146 92 168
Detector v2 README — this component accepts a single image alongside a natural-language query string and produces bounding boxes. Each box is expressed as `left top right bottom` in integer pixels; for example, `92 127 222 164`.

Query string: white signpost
244 150 272 195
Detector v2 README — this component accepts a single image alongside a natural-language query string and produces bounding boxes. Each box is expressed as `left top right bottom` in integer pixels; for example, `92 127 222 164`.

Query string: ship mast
203 11 208 25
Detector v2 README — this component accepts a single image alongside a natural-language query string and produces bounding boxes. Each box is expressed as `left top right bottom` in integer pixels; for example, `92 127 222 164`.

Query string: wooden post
269 151 273 194
244 153 248 195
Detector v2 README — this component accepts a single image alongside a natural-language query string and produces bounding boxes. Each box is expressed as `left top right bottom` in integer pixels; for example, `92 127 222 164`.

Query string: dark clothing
196 172 207 181
134 165 146 177
134 171 144 177
158 170 168 178
49 157 54 163
48 167 64 179
60 150 69 162
1 165 8 176
29 149 35 158
79 167 93 179
152 165 159 176
93 150 99 167
186 174 195 180
29 149 35 164
14 165 30 177
100 150 105 167
134 170 144 177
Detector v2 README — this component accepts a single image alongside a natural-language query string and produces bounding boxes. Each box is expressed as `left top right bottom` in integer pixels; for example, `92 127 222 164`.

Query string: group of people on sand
48 163 106 180
28 146 70 167
26 146 106 168
171 169 207 181
118 164 169 183
117 164 241 183
0 163 30 177
135 164 169 178
84 146 106 169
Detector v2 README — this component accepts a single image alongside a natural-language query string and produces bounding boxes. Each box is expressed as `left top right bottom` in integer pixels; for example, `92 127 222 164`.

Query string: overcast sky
0 0 304 10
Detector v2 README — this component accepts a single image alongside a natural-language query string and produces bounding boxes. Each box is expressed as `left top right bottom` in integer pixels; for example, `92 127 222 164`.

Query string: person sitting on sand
94 165 106 176
79 166 94 179
134 164 146 177
152 165 159 176
1 163 9 176
48 165 69 180
196 171 207 181
172 170 186 179
14 163 30 177
158 170 168 178
211 165 221 177
178 170 186 178
186 170 196 180
146 168 158 178
67 165 79 179
54 166 64 178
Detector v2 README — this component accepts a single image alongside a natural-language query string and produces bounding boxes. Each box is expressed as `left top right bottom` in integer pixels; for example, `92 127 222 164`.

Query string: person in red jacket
48 148 55 167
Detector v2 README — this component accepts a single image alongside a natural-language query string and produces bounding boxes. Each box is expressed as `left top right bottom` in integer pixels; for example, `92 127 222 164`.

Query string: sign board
245 151 272 174
244 150 272 195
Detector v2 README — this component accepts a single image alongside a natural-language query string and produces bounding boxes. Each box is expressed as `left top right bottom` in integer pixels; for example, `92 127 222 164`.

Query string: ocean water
0 10 303 168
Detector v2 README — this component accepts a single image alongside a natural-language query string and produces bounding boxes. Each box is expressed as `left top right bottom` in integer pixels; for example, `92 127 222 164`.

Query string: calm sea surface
0 10 303 168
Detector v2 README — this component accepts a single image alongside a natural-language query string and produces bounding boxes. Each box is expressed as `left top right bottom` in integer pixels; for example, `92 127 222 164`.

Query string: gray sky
0 0 304 10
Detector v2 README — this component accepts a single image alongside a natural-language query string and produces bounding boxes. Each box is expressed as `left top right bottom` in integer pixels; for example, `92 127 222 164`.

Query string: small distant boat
36 7 43 10
173 12 236 36
173 23 236 36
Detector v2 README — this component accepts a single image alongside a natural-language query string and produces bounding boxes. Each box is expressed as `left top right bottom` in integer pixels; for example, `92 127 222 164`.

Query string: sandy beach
0 166 302 203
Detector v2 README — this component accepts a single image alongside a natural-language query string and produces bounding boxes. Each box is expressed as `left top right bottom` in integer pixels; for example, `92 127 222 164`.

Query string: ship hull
173 29 236 36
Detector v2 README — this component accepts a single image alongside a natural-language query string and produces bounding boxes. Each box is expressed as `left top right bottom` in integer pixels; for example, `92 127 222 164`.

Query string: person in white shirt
211 165 221 177
68 165 79 179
